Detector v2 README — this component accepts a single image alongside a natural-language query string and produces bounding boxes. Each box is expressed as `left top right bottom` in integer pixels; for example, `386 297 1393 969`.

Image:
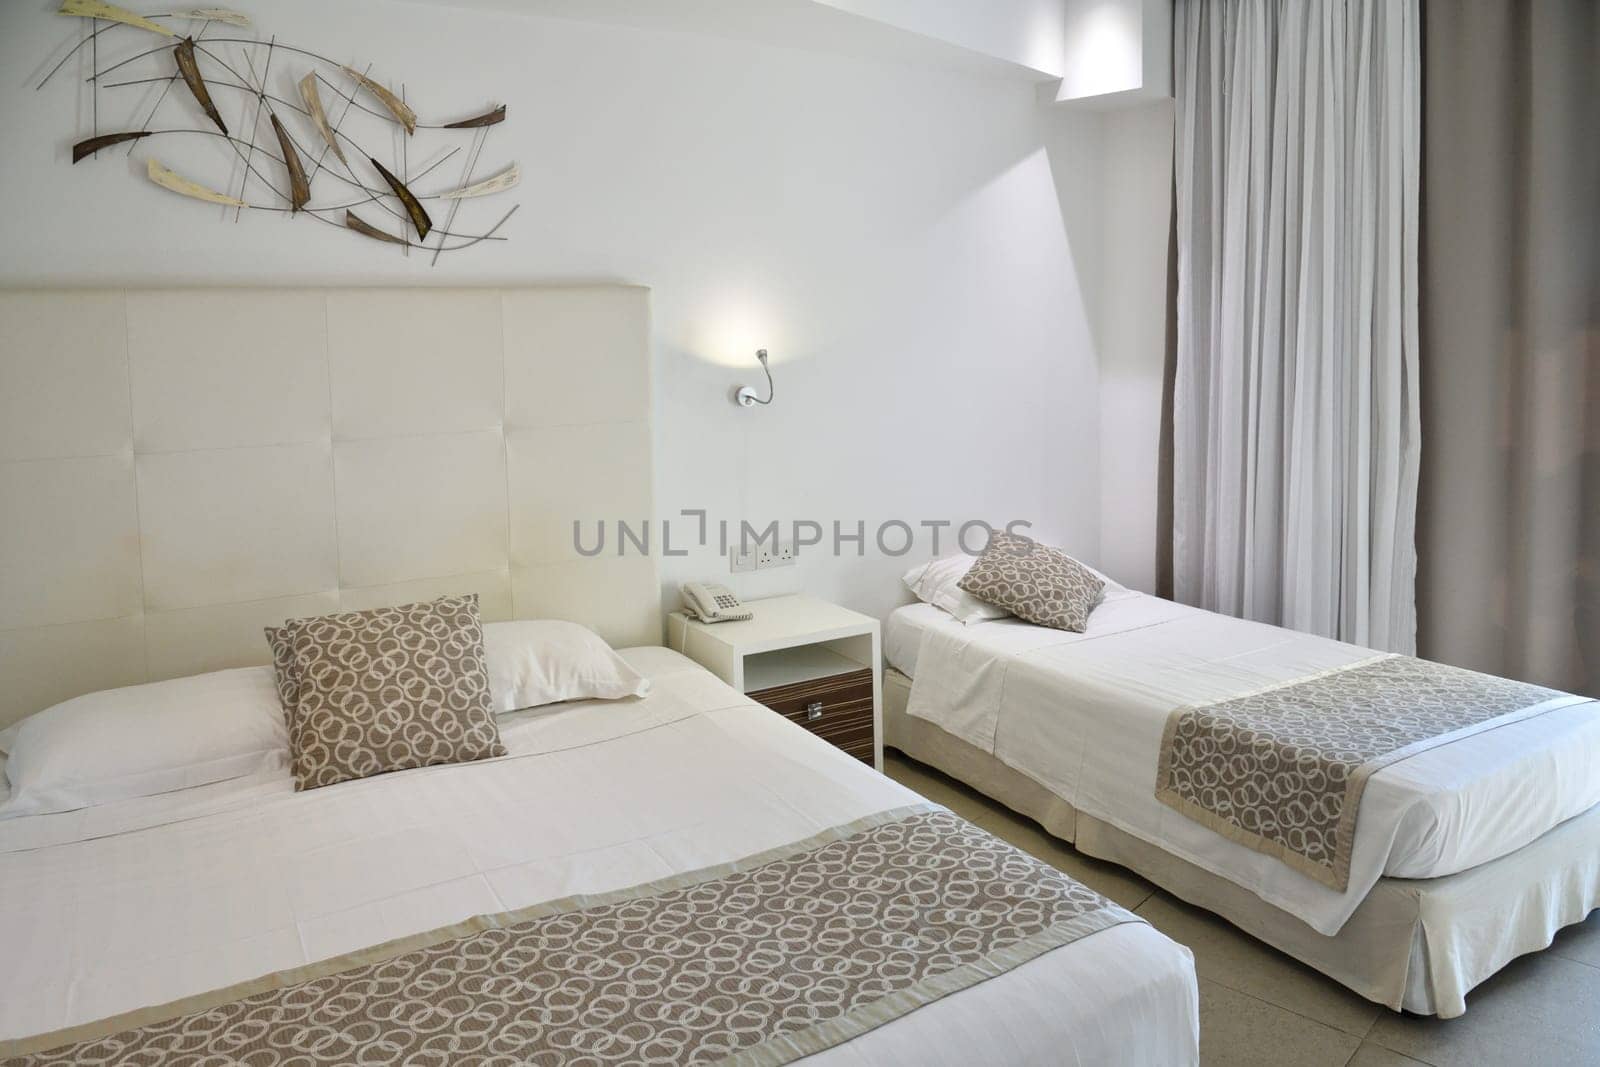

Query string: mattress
0 647 1198 1066
895 591 1600 934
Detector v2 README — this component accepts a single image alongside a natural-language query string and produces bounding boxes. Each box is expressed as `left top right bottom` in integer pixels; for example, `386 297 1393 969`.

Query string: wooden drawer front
749 668 874 762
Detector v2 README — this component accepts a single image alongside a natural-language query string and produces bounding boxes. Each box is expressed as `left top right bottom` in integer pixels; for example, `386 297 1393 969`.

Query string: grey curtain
1417 1 1599 694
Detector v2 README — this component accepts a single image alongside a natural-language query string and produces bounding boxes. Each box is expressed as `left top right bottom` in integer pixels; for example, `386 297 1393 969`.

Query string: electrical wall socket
759 541 795 570
730 541 796 573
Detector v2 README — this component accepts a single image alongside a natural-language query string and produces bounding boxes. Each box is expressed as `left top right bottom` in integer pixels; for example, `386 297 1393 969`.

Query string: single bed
0 648 1199 1064
885 590 1600 1018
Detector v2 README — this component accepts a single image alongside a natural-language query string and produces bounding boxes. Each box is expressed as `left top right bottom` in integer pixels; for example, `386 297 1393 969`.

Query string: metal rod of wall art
44 2 520 261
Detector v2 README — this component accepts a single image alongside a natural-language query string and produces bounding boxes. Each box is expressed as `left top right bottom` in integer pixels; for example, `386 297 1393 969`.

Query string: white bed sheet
886 602 942 677
0 647 1197 1066
899 592 1600 935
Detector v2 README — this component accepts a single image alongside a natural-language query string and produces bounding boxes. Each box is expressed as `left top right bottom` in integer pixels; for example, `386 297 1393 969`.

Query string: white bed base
885 667 1600 1018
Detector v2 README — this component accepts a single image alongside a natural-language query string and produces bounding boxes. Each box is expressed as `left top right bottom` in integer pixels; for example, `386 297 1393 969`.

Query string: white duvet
896 592 1600 935
0 648 1197 1066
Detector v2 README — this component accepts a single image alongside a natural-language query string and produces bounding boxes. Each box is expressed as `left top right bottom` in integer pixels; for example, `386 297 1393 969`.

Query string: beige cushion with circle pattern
282 594 505 791
957 531 1105 632
265 625 298 721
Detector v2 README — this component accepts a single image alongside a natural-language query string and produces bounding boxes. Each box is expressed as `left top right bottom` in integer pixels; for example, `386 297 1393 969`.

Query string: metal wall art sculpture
43 1 519 261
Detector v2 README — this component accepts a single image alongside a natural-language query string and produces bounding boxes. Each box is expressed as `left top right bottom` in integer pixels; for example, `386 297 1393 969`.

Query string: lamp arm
735 349 775 407
752 351 774 404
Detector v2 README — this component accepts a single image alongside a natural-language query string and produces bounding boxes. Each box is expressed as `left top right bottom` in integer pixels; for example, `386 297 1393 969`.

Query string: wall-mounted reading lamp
735 349 774 407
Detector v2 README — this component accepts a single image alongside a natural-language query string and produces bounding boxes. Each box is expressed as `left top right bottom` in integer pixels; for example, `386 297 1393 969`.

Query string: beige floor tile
884 754 1022 828
968 807 1156 910
943 790 1006 825
1367 952 1600 1066
880 750 915 775
1347 1044 1434 1066
1549 910 1600 969
883 752 1003 815
1198 980 1361 1067
1137 892 1382 1038
884 752 1155 909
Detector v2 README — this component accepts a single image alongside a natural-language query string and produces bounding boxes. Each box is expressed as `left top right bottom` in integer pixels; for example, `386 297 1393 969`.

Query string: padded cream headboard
0 287 656 727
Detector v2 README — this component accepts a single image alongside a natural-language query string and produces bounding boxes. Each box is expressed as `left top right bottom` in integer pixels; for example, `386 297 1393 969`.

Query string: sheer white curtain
1172 0 1421 653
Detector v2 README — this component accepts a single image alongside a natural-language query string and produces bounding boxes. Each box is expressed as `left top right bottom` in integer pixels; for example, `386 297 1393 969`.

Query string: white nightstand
667 595 883 770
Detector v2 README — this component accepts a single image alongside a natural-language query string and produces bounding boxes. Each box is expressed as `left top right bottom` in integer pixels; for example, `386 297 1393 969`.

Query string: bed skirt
884 668 1600 1019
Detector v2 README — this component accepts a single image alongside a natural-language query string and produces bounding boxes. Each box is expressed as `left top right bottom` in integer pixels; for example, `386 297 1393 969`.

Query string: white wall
1043 100 1172 593
0 0 1106 623
1095 102 1172 593
817 0 1070 76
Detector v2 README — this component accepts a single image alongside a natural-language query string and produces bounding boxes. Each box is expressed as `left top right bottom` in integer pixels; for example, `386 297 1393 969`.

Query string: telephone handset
682 582 752 624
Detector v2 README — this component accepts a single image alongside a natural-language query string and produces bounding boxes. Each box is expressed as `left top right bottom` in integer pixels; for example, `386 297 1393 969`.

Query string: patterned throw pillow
957 531 1105 632
282 594 506 791
264 625 297 722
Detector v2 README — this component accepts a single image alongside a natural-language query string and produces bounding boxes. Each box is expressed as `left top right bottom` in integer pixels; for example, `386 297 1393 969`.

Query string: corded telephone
681 582 752 624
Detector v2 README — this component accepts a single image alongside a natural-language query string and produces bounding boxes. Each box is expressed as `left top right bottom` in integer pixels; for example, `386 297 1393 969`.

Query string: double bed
0 648 1200 1064
885 586 1600 1017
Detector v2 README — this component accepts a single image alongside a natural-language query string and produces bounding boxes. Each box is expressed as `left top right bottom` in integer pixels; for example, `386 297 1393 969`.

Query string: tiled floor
884 751 1600 1067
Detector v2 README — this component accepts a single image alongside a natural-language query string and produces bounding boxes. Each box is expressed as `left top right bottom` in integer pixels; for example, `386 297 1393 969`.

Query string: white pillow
902 555 1014 624
0 667 288 820
483 620 650 713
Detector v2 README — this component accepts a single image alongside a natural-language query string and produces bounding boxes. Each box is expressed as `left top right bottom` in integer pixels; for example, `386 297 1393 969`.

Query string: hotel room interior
0 1 1595 1064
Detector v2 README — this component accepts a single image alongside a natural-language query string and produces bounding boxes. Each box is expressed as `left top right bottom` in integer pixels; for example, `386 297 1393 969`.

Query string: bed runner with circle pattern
2 806 1138 1066
1155 653 1588 891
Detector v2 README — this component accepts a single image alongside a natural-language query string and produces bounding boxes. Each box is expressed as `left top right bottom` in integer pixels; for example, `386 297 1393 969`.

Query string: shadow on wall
1041 109 1108 359
1040 100 1175 594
